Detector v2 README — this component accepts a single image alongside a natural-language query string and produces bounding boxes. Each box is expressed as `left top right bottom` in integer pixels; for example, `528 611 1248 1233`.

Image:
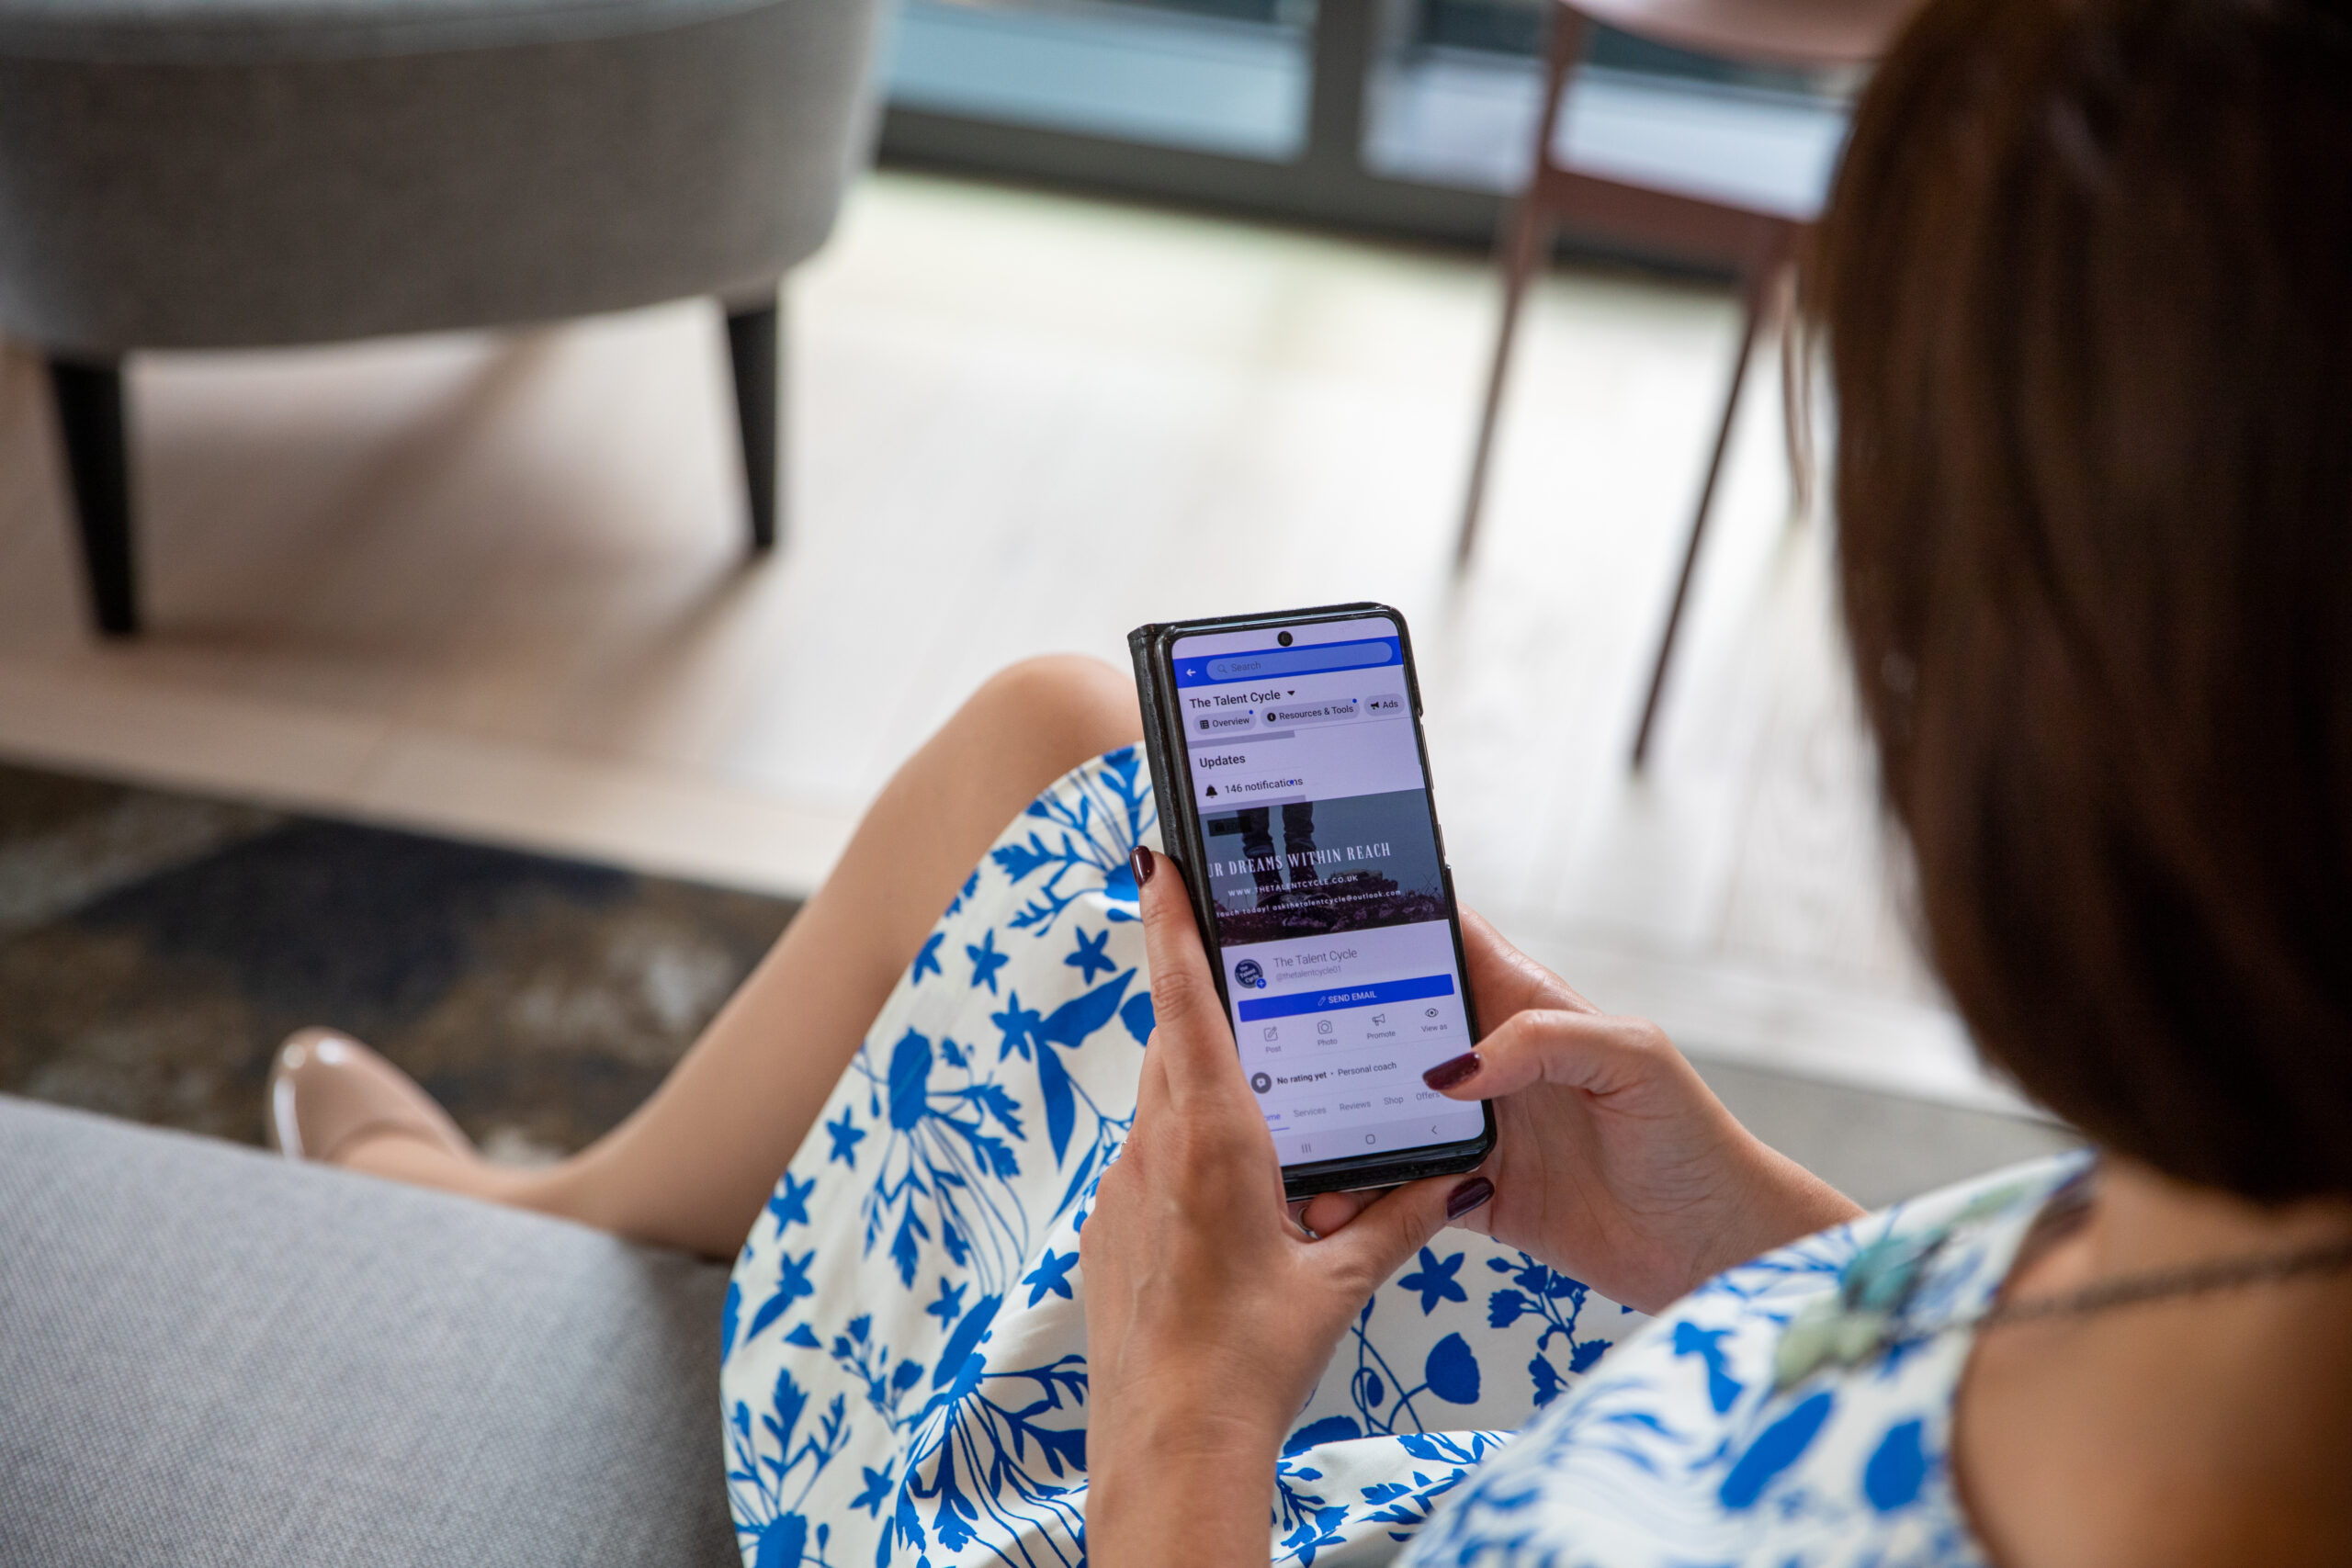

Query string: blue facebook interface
1171 615 1483 1167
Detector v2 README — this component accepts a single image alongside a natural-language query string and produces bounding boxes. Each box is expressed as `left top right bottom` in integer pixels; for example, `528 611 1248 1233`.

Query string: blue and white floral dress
720 748 2077 1568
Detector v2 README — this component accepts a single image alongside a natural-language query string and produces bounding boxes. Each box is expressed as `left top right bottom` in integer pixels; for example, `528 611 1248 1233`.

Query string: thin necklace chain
1970 1233 2352 1330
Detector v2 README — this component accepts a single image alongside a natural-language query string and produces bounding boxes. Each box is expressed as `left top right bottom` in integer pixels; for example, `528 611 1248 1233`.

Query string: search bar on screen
1204 639 1396 682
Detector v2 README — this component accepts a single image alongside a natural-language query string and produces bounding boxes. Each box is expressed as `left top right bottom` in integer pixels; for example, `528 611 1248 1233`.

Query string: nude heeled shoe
266 1027 473 1166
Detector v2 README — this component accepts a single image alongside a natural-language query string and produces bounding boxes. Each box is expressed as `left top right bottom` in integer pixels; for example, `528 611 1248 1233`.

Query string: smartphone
1129 604 1495 1199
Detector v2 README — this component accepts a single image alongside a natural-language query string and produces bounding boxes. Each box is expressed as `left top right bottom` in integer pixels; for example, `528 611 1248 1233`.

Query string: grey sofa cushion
0 0 881 352
0 1096 740 1568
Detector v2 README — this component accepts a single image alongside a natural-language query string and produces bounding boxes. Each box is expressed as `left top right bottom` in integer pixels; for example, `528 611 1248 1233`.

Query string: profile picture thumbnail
1233 958 1266 989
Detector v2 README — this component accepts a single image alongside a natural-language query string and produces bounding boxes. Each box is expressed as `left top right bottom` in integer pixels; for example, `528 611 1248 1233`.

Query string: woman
268 0 2352 1562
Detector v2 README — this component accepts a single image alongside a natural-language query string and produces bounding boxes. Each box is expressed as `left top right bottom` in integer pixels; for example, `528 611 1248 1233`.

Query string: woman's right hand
1302 908 1861 1314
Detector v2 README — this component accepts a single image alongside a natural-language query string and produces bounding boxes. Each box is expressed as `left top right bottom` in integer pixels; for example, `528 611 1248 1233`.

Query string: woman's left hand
1081 846 1488 1568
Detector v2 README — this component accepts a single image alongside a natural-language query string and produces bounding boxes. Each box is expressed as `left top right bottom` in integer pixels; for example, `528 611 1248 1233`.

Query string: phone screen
1167 613 1487 1168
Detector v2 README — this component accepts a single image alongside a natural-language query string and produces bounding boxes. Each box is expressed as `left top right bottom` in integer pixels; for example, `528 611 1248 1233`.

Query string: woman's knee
957 655 1143 782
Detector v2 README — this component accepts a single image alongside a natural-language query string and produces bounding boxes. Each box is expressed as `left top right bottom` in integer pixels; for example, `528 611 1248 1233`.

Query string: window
879 0 1853 256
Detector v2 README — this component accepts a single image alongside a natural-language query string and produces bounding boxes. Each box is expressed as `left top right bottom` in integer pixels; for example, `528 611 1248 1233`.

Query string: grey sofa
0 0 884 636
0 1096 741 1566
0 1077 2073 1563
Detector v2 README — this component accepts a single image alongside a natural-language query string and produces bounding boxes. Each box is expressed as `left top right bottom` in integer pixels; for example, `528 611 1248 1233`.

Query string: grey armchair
0 0 885 635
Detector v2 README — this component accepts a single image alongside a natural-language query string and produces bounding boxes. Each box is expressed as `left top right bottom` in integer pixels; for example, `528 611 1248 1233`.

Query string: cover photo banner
1202 788 1446 944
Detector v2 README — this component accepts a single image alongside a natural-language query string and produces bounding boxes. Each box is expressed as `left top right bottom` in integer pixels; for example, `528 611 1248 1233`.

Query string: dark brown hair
1815 0 2352 1199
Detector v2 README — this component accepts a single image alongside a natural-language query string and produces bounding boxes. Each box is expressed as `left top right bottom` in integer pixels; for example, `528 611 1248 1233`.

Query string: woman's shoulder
1403 1151 2091 1568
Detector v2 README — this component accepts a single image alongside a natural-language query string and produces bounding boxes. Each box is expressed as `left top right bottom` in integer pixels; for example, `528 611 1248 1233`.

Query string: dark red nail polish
1445 1177 1494 1222
1130 845 1156 886
1422 1051 1480 1092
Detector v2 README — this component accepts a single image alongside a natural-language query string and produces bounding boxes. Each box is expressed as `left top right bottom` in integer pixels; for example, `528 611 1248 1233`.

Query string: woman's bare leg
343 655 1144 1258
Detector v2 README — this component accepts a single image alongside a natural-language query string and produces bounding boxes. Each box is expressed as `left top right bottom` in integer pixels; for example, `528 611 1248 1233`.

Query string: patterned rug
0 761 798 1161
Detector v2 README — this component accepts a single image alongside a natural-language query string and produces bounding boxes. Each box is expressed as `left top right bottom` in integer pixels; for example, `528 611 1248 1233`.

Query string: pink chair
1455 0 1916 766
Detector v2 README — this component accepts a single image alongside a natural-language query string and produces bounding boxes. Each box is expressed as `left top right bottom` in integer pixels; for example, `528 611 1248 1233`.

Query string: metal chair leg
46 356 139 637
1454 7 1588 571
1457 205 1551 570
1629 273 1770 771
725 296 781 554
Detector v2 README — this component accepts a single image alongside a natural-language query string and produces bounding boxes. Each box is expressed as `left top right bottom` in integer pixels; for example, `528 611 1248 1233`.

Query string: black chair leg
725 298 781 554
46 356 140 637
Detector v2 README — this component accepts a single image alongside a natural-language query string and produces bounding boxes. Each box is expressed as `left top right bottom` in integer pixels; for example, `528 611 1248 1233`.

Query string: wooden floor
0 170 2018 1114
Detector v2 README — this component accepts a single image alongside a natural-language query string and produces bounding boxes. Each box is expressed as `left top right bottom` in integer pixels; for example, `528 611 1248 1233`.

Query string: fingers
1312 1173 1495 1286
1298 1188 1376 1239
1459 906 1596 1019
1423 1008 1685 1102
1130 847 1247 1100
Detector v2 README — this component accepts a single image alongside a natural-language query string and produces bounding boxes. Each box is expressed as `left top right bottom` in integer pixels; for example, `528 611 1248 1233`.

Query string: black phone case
1127 603 1495 1198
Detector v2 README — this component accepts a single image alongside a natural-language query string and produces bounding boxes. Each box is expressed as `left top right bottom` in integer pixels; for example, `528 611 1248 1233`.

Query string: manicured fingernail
1130 845 1156 886
1445 1178 1494 1222
1422 1052 1480 1091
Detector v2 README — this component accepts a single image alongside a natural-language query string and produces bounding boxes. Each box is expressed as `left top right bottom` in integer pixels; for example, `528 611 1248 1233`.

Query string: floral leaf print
1862 1418 1928 1511
1022 968 1136 1166
1092 746 1153 887
967 1080 1023 1141
1283 1504 1351 1566
751 1511 806 1568
987 759 1151 940
1021 1249 1078 1306
989 994 1042 1063
1035 1044 1077 1169
726 1365 853 1566
1283 1415 1363 1455
943 870 979 919
1481 1251 1610 1407
966 931 1010 994
989 828 1107 936
1717 1389 1836 1509
1064 926 1116 983
1669 1321 1743 1415
1035 970 1136 1050
747 1249 818 1346
931 1294 1001 1392
824 1110 865 1168
851 1463 895 1517
886 1031 936 1131
767 1171 818 1235
855 1028 1034 1293
1425 1335 1482 1405
724 748 1720 1568
1399 1247 1470 1314
1527 1352 1563 1409
888 1210 931 1290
